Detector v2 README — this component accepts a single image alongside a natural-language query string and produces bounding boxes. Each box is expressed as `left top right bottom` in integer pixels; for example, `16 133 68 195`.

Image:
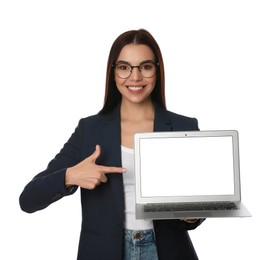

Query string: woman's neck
120 99 155 148
120 99 155 122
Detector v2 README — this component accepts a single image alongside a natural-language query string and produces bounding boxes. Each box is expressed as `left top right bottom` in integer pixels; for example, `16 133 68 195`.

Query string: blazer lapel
154 103 173 132
100 105 124 220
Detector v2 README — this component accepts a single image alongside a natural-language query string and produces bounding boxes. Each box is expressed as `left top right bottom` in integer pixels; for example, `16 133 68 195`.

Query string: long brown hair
99 29 166 114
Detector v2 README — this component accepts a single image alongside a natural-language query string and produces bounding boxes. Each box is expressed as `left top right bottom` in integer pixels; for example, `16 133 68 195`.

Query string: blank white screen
139 136 235 197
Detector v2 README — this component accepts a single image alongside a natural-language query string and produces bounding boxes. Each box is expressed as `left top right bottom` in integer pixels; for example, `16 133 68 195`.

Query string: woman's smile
126 85 145 93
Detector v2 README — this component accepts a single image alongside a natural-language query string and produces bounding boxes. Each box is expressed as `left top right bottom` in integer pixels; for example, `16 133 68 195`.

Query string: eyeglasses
114 61 158 79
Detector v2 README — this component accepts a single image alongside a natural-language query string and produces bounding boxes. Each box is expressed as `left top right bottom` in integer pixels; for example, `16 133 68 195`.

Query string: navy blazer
20 103 204 260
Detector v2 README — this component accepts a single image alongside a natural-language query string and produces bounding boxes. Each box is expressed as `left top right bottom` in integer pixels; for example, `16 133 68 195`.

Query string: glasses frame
113 60 159 79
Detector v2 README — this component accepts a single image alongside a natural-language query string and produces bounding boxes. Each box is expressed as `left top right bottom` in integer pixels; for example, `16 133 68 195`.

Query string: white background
1 0 278 259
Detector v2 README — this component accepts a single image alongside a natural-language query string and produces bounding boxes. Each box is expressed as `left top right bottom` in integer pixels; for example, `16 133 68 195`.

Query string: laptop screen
138 135 235 198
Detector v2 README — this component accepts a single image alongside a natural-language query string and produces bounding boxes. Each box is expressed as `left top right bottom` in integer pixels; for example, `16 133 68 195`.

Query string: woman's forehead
117 44 155 63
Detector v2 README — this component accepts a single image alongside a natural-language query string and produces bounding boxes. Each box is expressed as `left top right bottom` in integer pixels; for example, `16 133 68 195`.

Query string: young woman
20 29 204 260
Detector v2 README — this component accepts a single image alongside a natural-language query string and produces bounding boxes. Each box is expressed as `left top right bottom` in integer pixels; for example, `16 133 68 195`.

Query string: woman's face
114 44 156 106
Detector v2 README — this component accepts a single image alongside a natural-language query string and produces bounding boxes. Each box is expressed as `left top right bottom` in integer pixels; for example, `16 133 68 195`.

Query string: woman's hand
65 145 126 190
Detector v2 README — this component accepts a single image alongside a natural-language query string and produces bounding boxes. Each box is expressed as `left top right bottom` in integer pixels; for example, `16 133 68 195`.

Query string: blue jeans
123 229 159 260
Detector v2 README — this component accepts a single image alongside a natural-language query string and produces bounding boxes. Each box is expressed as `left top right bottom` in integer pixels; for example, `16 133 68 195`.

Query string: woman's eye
117 64 130 70
141 63 153 70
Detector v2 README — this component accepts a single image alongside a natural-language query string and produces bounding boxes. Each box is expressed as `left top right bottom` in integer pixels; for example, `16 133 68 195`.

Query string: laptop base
136 202 251 219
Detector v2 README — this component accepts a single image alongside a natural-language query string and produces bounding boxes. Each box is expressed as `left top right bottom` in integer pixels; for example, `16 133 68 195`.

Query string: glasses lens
140 62 156 78
115 63 131 79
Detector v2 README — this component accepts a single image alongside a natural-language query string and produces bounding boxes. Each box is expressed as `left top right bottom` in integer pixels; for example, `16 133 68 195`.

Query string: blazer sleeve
19 119 85 213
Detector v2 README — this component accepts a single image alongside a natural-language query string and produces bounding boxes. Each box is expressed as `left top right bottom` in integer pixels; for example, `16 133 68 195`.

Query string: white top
121 145 153 230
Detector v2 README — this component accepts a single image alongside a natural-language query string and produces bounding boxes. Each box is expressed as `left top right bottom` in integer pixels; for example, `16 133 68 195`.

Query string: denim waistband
124 229 156 245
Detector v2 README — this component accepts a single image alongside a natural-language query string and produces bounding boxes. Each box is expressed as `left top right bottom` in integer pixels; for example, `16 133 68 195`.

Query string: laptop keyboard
144 202 238 212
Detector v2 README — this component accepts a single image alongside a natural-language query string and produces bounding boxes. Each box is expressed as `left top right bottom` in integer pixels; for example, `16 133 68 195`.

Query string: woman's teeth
128 86 143 91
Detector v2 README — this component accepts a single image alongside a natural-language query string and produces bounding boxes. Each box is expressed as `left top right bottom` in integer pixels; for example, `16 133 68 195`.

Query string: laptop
134 130 251 219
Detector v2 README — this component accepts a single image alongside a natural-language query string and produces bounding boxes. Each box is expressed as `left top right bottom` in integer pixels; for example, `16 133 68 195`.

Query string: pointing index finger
101 166 126 174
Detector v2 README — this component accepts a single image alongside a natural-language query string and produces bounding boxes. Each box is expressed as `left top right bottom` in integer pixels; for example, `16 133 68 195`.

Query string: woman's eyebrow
116 60 130 65
116 59 155 65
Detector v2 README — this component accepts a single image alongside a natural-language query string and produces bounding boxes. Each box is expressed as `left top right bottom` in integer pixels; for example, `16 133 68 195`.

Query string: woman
20 29 204 260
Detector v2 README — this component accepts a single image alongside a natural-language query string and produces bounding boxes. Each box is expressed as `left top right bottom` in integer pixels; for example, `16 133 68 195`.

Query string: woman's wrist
65 167 75 187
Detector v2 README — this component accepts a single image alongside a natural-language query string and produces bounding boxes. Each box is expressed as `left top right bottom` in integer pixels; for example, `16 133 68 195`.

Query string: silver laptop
134 130 251 219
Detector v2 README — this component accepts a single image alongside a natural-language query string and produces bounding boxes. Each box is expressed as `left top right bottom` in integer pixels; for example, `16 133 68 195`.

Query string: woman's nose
130 67 142 81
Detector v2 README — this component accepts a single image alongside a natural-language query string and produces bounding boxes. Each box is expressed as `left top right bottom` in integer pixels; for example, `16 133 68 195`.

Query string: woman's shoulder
164 109 199 131
165 109 196 121
77 113 109 130
155 103 196 121
81 113 103 122
77 107 120 130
